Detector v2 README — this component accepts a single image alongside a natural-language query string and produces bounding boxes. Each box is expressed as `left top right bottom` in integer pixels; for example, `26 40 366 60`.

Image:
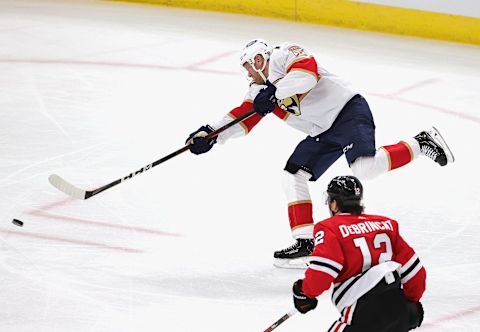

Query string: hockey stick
263 309 297 332
49 110 256 200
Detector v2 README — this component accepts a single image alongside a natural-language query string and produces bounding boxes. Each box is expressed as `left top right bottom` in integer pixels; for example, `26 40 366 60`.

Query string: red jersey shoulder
313 217 337 234
313 217 339 246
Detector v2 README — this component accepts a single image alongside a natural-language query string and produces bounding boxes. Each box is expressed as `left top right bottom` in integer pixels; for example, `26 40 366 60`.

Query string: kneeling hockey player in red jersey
186 38 454 268
292 175 425 331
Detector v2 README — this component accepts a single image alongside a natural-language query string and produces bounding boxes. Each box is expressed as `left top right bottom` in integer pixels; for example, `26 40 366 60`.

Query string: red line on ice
0 229 142 253
368 93 480 124
0 58 238 75
389 78 441 96
184 50 237 68
421 305 480 329
31 197 73 211
2 58 477 124
28 198 181 237
29 210 181 237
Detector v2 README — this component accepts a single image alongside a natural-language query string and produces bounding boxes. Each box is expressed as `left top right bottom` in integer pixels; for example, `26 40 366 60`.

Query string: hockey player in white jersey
186 39 454 268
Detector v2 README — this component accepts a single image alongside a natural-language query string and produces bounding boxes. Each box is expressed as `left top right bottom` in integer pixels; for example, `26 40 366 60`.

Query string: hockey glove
407 301 424 330
277 94 300 115
253 80 277 116
292 279 318 314
185 125 217 155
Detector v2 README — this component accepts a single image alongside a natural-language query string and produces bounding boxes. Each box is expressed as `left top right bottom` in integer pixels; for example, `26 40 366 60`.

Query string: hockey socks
381 139 420 171
283 170 314 239
351 139 420 180
288 201 314 237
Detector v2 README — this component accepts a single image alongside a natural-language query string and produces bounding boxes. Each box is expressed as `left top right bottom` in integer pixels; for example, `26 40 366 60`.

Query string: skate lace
421 145 438 160
280 242 300 253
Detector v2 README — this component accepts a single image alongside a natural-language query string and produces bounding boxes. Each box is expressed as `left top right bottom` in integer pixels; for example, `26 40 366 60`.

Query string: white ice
0 1 479 331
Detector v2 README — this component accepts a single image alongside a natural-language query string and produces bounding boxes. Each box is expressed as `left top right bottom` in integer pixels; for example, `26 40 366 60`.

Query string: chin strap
248 61 268 84
256 65 268 83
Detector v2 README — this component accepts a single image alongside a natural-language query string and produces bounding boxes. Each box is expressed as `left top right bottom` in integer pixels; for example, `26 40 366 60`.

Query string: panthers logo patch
278 94 301 116
288 45 306 57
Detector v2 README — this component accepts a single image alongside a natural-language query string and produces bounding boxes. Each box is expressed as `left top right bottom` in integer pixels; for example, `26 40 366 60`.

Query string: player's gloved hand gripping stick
253 80 277 116
49 110 256 200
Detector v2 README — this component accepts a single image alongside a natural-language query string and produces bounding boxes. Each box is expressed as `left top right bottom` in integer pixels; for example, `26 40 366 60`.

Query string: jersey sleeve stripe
400 254 419 274
285 56 310 71
288 68 320 81
224 113 248 134
286 56 319 80
309 256 343 270
308 262 340 278
401 258 423 284
272 107 290 120
227 101 262 134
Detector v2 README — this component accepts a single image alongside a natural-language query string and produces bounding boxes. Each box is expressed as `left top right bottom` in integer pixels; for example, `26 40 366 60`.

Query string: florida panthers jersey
213 42 358 143
302 213 426 312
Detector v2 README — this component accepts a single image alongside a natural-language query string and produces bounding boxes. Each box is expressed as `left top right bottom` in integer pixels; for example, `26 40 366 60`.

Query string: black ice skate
414 126 455 166
273 239 314 269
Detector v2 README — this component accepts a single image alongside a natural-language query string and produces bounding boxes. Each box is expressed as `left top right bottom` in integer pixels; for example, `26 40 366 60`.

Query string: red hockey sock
381 141 414 170
288 201 313 230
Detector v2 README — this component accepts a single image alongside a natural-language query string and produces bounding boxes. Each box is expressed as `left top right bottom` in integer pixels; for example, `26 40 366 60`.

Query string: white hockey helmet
239 38 273 67
240 38 273 83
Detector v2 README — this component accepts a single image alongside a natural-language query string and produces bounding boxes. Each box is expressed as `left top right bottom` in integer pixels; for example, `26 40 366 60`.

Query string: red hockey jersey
302 213 426 311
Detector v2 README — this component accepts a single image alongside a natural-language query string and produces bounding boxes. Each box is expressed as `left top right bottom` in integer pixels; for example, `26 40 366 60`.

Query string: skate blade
273 257 309 270
431 126 455 163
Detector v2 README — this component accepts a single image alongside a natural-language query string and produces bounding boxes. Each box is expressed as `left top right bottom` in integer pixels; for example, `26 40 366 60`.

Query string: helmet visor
322 191 331 205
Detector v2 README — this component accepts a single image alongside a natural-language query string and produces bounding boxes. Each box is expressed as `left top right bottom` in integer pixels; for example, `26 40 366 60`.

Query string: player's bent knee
282 169 309 187
284 162 313 178
284 162 302 175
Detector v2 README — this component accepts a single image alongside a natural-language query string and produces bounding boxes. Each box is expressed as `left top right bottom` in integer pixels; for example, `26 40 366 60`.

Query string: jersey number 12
353 233 392 272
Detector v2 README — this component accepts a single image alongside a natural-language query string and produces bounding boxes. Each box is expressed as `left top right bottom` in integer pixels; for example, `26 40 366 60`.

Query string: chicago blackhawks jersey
213 42 358 143
302 213 426 312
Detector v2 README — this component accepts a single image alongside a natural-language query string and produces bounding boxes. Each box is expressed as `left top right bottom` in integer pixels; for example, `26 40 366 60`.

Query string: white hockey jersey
213 42 358 143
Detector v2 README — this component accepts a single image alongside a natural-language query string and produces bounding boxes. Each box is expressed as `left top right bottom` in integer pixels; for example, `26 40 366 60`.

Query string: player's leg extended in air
274 95 454 269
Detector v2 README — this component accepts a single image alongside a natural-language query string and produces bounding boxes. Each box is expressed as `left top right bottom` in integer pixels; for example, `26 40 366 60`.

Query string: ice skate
273 238 314 269
414 126 454 166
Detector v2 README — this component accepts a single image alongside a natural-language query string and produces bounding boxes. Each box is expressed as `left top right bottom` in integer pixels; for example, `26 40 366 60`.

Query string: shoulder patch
288 45 306 57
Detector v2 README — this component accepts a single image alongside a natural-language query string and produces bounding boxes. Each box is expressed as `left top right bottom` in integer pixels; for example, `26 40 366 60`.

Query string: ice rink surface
1 1 479 331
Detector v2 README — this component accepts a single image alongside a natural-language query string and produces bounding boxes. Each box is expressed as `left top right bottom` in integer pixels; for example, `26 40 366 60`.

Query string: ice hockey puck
12 219 24 227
